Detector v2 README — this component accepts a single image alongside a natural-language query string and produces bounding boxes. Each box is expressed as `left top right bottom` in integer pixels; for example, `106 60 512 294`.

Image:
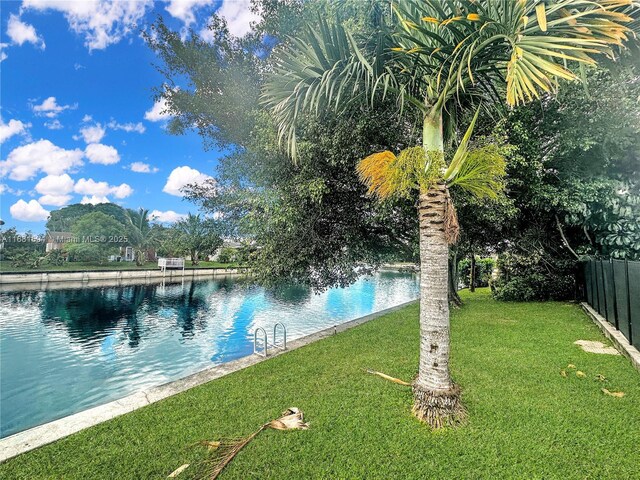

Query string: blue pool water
0 272 418 438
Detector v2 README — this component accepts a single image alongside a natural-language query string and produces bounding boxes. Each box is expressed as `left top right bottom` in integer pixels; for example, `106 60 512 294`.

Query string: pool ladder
253 322 287 357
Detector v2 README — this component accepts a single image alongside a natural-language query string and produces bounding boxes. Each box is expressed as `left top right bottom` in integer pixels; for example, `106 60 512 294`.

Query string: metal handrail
253 327 268 357
273 322 287 350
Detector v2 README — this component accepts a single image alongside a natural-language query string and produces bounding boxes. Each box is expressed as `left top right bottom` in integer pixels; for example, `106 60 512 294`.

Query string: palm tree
262 0 636 428
126 208 156 266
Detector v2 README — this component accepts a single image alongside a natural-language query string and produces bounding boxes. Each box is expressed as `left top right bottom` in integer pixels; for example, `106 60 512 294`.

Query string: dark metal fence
582 258 640 350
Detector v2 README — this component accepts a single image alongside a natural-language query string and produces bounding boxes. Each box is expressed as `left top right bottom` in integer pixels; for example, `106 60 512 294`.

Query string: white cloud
0 139 84 181
82 114 93 123
75 123 106 143
10 199 50 222
165 0 258 37
0 184 23 196
163 165 212 196
22 0 154 51
7 14 45 49
81 195 110 205
35 173 74 195
144 97 171 122
32 96 76 118
165 0 214 27
44 119 64 130
39 194 73 206
129 161 158 173
0 118 31 144
107 120 145 133
0 42 8 62
150 209 187 223
74 177 132 199
84 143 119 165
217 0 259 37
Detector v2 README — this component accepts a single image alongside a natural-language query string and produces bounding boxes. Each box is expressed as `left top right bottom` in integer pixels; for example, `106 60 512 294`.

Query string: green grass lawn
2 290 639 479
0 260 241 273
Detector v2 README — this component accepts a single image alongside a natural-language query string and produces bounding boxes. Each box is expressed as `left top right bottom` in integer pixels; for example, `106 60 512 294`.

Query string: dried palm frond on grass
168 463 190 478
364 368 411 386
602 388 625 398
180 407 309 480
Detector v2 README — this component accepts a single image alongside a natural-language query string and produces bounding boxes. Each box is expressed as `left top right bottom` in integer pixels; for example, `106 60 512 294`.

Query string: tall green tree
145 4 423 288
263 0 635 427
66 212 127 263
47 203 130 232
173 213 223 265
485 57 640 301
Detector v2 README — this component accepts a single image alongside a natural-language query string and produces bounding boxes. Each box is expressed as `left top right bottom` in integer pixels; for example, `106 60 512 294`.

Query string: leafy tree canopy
66 212 129 263
146 0 640 295
173 213 223 265
47 203 131 233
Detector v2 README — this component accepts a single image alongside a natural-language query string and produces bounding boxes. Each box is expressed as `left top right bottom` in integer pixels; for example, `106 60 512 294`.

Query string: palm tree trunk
469 253 476 292
412 110 465 428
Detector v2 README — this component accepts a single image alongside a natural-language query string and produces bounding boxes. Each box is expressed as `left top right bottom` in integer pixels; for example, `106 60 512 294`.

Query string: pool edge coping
0 299 418 463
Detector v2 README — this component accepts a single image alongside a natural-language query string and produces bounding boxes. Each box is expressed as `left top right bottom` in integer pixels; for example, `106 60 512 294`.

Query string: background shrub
491 252 575 301
458 257 495 289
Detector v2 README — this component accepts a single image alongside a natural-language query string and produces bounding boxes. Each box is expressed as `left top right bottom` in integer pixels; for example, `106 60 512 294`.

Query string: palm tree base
412 383 466 429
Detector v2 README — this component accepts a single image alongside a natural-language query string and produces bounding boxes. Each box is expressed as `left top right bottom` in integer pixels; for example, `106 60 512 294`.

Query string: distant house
112 246 157 263
45 232 74 252
209 239 246 262
123 246 134 262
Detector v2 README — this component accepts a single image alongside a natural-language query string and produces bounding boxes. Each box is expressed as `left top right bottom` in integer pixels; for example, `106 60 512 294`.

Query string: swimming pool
0 271 418 438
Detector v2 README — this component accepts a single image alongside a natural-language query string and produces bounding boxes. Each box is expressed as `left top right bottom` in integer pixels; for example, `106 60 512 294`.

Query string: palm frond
443 106 480 181
357 146 446 200
187 408 309 479
447 144 506 199
263 0 638 160
356 150 399 199
262 17 417 160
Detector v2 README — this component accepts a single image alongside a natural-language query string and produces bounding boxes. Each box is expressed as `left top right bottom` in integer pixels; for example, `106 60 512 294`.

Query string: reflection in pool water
0 271 418 438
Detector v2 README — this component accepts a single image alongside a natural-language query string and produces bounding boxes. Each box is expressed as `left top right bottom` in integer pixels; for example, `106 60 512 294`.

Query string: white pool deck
0 299 417 463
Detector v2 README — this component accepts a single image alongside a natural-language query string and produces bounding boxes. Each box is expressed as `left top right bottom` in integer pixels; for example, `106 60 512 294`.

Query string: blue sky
1 0 257 232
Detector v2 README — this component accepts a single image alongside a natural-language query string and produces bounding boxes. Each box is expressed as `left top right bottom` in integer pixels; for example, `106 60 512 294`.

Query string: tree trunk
413 110 465 428
448 251 463 307
469 253 476 292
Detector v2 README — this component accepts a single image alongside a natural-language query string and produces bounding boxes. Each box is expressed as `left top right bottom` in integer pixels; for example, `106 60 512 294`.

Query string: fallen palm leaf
567 364 576 369
576 371 586 378
596 374 606 382
602 388 625 398
192 408 309 480
167 464 189 478
364 368 411 386
560 369 567 377
200 440 221 451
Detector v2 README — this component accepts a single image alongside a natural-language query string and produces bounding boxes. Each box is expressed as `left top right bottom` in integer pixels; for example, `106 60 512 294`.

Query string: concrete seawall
0 267 248 290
